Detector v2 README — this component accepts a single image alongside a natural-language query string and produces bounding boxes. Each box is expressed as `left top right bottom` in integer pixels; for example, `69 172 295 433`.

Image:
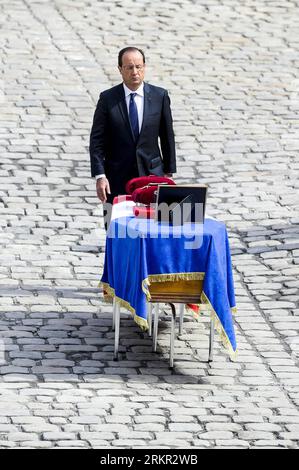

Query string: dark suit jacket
89 82 176 196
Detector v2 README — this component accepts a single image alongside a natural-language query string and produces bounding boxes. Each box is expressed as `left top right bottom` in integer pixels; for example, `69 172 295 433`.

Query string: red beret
125 175 175 194
132 186 158 204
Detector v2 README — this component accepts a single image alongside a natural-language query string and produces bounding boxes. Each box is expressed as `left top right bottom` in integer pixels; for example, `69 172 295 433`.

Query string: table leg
178 304 184 336
208 315 215 362
152 303 159 352
112 297 116 331
114 301 120 361
169 303 176 369
147 303 153 337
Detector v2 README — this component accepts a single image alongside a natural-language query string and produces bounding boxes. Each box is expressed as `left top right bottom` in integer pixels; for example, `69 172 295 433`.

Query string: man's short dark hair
118 47 146 67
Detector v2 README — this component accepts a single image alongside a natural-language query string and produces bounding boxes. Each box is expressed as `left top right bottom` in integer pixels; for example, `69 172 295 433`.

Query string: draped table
100 214 237 360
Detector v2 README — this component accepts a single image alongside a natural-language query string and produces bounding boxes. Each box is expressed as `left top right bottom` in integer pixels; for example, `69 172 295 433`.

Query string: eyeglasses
122 65 144 72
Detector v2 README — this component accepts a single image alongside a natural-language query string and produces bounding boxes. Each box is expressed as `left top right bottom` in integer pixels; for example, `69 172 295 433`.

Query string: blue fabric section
101 216 237 353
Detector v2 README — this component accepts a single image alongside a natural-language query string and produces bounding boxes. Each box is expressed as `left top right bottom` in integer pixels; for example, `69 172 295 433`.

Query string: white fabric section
111 200 136 221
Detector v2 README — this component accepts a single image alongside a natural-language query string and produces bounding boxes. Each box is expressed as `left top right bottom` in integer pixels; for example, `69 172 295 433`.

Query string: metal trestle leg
112 297 116 331
178 304 184 336
113 301 120 360
208 315 215 362
169 303 176 369
147 303 153 337
152 303 159 352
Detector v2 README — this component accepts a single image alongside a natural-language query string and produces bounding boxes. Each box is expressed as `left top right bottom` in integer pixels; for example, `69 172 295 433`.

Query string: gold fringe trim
99 282 148 331
142 272 205 301
200 291 237 361
99 281 113 304
231 306 237 315
100 277 237 360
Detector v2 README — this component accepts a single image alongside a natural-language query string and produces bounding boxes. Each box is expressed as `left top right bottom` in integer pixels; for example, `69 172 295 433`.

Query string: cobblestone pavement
0 0 299 449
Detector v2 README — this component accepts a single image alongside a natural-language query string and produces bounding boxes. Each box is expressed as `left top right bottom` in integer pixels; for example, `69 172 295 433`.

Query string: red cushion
125 175 175 195
133 206 155 219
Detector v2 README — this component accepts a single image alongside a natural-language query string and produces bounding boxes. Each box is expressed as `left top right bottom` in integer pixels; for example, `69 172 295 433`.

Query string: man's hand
164 173 173 178
96 177 111 203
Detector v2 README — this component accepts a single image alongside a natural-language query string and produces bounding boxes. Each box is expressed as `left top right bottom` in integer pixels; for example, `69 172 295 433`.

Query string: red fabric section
113 195 133 204
133 206 155 219
186 304 200 314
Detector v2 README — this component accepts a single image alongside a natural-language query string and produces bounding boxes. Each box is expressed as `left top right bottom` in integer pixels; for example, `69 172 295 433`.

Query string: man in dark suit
89 46 176 228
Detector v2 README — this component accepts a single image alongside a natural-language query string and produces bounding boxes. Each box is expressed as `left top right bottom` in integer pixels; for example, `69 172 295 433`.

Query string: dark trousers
103 194 114 232
103 166 139 231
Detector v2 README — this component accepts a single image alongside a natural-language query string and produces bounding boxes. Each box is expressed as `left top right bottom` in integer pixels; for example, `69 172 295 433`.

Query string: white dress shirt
123 82 144 133
95 82 144 180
